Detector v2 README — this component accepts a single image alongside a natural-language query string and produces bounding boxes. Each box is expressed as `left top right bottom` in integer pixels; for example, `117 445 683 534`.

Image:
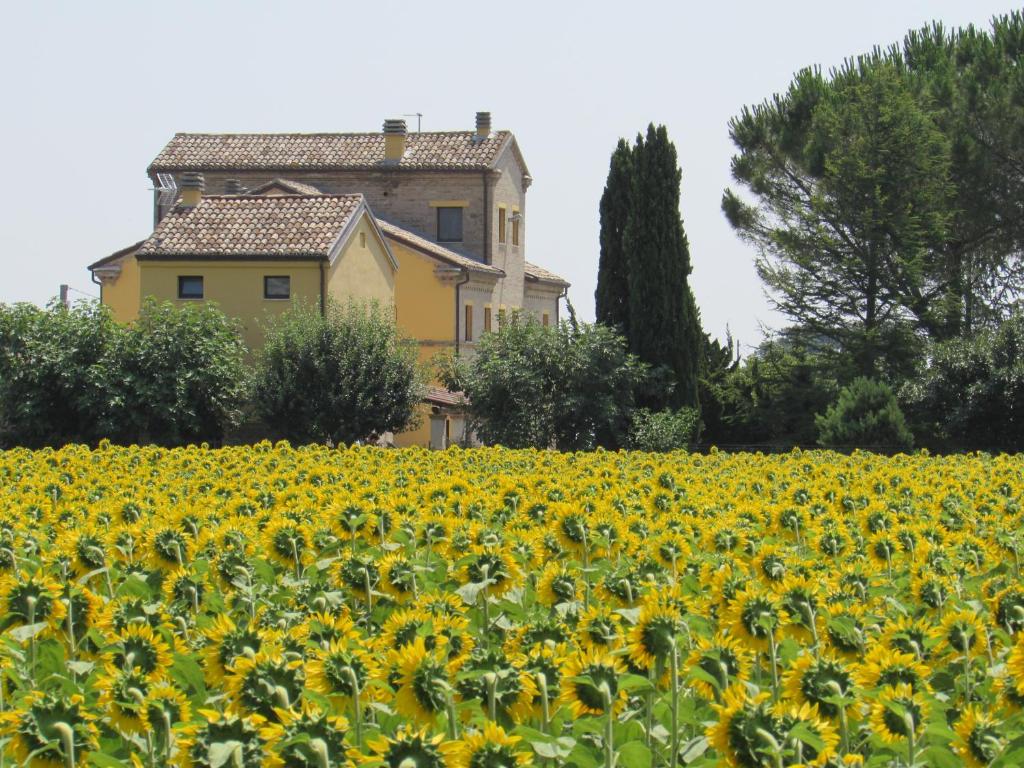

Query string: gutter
454 268 471 354
90 270 103 305
319 260 327 316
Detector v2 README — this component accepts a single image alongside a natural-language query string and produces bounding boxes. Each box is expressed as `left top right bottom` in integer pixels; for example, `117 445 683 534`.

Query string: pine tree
595 139 633 334
624 124 702 410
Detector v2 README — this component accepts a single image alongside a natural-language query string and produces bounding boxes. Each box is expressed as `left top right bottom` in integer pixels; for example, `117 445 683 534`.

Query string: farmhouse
87 112 569 447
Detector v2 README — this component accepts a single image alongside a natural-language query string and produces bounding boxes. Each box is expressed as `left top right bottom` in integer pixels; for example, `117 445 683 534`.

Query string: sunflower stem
767 629 780 703
600 683 614 768
670 638 679 768
484 672 498 722
537 672 551 736
345 666 363 748
445 688 459 740
53 721 76 768
904 711 917 766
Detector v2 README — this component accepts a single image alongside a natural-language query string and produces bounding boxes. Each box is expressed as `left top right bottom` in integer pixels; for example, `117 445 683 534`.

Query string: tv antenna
403 113 423 132
155 173 178 210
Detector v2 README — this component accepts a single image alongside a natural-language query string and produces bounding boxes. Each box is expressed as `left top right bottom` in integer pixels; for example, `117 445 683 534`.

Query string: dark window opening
264 275 291 299
178 276 204 299
437 207 463 242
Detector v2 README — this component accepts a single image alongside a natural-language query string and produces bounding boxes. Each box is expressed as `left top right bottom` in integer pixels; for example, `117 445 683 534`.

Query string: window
511 212 520 246
464 304 473 342
484 306 492 333
437 207 463 242
497 206 507 244
264 275 290 299
178 276 203 299
542 312 550 327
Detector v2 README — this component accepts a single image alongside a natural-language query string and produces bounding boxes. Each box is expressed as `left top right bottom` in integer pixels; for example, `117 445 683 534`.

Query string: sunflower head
355 726 449 768
226 651 305 722
783 653 853 720
869 683 928 744
0 691 99 768
445 722 533 768
708 686 784 768
953 707 1003 768
260 701 349 768
558 649 627 718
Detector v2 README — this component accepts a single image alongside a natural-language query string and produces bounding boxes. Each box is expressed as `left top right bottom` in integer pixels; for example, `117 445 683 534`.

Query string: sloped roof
149 131 513 173
248 178 323 196
137 194 364 260
377 219 504 277
88 239 146 271
525 262 569 287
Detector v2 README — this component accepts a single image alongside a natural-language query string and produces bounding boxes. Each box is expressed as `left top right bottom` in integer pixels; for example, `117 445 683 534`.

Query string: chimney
179 172 205 207
475 111 491 139
383 119 407 162
224 179 243 195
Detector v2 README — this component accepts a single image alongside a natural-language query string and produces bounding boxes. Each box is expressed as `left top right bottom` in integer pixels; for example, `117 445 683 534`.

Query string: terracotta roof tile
137 194 363 259
248 178 323 196
150 131 511 173
524 262 569 286
377 219 504 277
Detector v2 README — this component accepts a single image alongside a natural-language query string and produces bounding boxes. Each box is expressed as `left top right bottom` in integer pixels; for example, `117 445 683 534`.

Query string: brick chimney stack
179 172 205 207
383 119 407 162
475 111 491 139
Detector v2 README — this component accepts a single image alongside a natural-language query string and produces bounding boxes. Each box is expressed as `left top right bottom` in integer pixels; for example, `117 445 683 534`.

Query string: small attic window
360 232 367 248
178 276 203 300
264 276 291 300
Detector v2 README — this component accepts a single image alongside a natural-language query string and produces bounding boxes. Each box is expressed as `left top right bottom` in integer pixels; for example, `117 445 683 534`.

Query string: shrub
253 300 422 445
0 301 120 448
449 313 647 450
105 299 248 445
816 377 913 451
628 408 699 452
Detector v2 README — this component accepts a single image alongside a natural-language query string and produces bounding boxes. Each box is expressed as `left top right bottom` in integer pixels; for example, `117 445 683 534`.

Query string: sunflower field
0 444 1022 768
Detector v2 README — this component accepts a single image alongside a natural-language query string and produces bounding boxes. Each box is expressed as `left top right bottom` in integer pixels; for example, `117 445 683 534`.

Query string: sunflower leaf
617 740 652 768
209 741 244 768
679 736 709 763
8 621 48 642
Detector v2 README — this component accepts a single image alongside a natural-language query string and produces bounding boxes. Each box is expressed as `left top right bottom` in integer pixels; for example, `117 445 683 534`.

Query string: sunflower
106 622 174 676
1008 634 1024 696
97 665 153 734
775 575 823 644
147 526 193 571
989 584 1024 635
445 722 533 768
60 583 104 653
685 634 753 702
782 653 854 720
142 682 191 754
627 600 683 672
162 567 208 614
306 639 379 707
0 691 99 768
558 648 627 718
301 610 358 649
707 685 784 768
575 605 623 652
880 616 937 662
457 647 538 723
393 636 453 725
179 710 268 768
553 507 590 555
380 553 418 603
536 562 581 607
936 609 987 659
953 707 1003 768
201 614 266 686
775 701 839 767
353 726 450 768
226 651 305 722
521 642 567 718
854 647 931 694
0 568 66 630
723 587 780 652
260 701 349 768
460 547 522 599
869 683 928 745
262 518 312 572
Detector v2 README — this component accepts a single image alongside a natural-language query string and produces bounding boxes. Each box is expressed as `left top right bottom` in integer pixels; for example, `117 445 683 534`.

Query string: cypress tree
624 124 702 410
595 139 634 334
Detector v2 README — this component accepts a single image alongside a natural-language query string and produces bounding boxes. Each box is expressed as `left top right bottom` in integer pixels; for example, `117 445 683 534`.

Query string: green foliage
105 298 248 446
0 301 118 448
595 139 633 335
451 313 647 450
901 313 1024 451
252 300 422 445
704 337 838 449
697 329 740 442
816 377 913 452
625 124 703 410
627 408 699 452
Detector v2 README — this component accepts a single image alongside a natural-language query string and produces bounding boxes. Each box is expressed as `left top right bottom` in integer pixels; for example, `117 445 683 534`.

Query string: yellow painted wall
137 260 322 351
327 215 396 308
388 239 456 361
395 404 433 448
100 253 142 323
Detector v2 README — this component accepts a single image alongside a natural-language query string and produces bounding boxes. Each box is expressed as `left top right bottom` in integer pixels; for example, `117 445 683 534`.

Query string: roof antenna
154 173 178 210
403 113 423 132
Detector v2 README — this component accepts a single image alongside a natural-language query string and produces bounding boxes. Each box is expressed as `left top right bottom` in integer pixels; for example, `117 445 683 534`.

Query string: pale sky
0 0 1013 350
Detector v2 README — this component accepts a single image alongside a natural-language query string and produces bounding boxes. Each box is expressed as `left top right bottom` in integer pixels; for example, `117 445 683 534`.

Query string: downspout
482 171 490 264
90 270 103 305
454 268 471 355
319 259 327 316
556 286 568 325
